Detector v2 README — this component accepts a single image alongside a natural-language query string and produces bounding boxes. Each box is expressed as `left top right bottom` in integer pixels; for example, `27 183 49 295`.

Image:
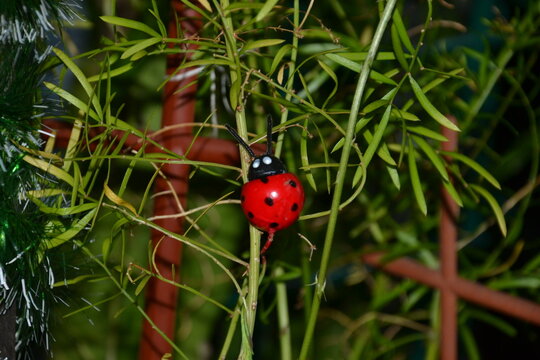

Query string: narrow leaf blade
100 16 161 37
409 75 460 132
470 184 507 236
408 141 427 215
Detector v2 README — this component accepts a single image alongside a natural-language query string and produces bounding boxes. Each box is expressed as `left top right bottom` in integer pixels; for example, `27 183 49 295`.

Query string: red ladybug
226 117 304 254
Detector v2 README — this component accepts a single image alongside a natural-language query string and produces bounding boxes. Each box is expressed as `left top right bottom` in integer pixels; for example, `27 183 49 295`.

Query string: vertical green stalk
218 301 242 359
274 266 292 360
298 0 398 358
214 0 261 356
274 0 300 158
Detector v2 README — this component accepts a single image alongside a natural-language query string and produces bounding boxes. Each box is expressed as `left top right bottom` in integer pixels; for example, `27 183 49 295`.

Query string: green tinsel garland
1 1 79 358
0 0 76 43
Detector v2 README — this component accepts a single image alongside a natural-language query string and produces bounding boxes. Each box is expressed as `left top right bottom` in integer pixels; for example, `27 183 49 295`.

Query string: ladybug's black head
247 154 286 181
225 116 287 181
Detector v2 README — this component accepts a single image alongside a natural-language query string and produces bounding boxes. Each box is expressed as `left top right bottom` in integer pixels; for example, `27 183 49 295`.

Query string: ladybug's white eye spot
252 159 261 168
263 156 272 165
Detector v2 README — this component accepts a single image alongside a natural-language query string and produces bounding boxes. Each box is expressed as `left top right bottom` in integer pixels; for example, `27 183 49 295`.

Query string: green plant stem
274 266 292 360
275 0 300 158
214 1 261 356
219 301 242 359
298 0 398 358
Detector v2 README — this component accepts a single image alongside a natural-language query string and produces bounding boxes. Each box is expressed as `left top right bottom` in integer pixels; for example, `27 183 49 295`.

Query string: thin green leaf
313 121 332 193
53 48 102 115
121 37 161 59
387 165 401 190
441 152 501 189
53 274 108 287
23 155 76 188
63 118 82 172
402 286 429 312
407 125 448 142
100 16 161 37
460 323 481 360
391 108 420 121
333 51 403 61
363 105 392 167
392 9 415 53
364 130 396 166
523 253 540 273
442 179 463 207
402 68 465 112
129 50 147 61
149 1 167 37
301 119 317 191
466 309 517 337
229 78 240 111
489 276 540 290
256 0 280 21
317 59 338 109
244 39 285 51
44 82 98 120
29 197 98 216
325 53 397 85
135 275 151 296
44 208 98 249
297 71 315 105
270 45 292 75
409 75 460 132
179 58 234 69
362 99 388 114
331 137 345 153
412 135 449 181
391 24 408 70
198 0 212 12
250 91 304 113
352 163 364 187
102 236 112 263
370 70 398 85
408 140 427 215
470 184 507 236
88 63 134 82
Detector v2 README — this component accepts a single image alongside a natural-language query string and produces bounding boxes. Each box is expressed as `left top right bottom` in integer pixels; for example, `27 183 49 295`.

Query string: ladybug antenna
225 124 256 158
266 115 273 155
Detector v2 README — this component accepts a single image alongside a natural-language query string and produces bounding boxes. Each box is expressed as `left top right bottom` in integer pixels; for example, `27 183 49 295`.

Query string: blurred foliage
30 0 540 359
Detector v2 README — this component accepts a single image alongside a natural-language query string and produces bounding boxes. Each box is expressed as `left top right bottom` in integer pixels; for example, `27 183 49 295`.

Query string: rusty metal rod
440 118 459 360
138 2 201 358
361 252 540 326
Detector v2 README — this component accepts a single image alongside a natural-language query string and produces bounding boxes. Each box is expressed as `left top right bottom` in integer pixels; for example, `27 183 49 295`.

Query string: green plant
28 0 540 359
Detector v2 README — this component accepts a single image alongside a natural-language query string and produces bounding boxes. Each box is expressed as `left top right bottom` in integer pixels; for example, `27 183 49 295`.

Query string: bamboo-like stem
218 295 243 359
214 1 261 357
274 0 300 158
274 266 292 360
298 0 398 358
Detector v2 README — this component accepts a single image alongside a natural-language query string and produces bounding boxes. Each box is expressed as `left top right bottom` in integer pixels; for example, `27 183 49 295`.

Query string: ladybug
225 117 304 254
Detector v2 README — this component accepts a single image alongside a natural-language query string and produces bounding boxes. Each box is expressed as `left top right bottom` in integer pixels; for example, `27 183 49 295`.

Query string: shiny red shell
240 173 304 233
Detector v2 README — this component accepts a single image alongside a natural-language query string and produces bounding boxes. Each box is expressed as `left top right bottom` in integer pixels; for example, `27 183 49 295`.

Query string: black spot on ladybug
270 222 279 228
291 203 298 211
289 180 297 187
264 197 274 206
260 177 269 183
248 212 254 219
241 195 245 202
